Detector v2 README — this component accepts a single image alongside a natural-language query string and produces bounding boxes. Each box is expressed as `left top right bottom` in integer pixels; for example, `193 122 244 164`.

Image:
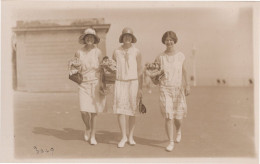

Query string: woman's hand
69 57 81 67
184 85 191 96
137 89 143 100
72 58 81 67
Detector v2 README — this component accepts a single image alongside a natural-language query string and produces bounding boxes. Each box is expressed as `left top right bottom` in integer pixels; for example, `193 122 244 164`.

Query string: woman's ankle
121 136 128 140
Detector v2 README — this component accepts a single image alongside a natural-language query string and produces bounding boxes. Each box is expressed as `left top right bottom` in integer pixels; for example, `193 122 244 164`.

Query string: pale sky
3 1 257 86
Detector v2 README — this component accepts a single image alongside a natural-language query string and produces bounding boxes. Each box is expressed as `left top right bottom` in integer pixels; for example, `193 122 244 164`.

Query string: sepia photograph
1 1 259 163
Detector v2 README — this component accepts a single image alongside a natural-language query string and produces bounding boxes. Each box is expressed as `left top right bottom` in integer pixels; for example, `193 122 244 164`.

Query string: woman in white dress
154 31 190 151
69 28 105 145
112 27 143 148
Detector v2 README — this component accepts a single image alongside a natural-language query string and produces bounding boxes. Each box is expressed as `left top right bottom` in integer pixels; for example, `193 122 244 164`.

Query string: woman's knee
81 111 89 117
165 118 173 124
129 116 135 120
174 118 182 123
91 113 97 117
118 114 124 118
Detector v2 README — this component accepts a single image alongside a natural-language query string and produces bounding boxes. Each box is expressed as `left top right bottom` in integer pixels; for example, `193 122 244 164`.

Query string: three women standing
69 28 190 152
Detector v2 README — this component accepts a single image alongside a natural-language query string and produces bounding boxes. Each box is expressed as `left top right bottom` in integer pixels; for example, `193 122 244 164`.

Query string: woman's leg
80 111 91 141
117 114 128 148
90 113 98 145
165 119 169 140
165 118 174 151
129 116 136 145
174 118 183 143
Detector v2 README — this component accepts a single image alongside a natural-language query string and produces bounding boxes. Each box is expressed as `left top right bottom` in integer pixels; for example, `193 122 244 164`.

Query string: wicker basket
103 71 116 84
100 56 117 84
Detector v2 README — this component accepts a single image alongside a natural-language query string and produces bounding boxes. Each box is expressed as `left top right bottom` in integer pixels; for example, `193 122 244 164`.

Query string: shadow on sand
32 127 167 148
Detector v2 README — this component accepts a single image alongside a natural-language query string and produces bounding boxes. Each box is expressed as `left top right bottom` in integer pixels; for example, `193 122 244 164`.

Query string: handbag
138 97 147 114
69 72 83 84
68 56 82 84
104 71 116 84
100 57 117 84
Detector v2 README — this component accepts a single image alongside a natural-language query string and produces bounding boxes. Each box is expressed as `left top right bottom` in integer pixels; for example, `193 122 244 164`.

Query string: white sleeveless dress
155 52 187 119
112 45 140 116
76 47 106 113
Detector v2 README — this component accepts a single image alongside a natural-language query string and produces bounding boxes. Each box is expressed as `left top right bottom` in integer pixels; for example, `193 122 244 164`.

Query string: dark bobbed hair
161 31 178 44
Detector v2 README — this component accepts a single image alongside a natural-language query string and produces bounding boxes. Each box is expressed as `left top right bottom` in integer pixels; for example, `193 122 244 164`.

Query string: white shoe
129 139 136 146
118 138 128 148
90 138 97 145
166 142 174 152
175 132 181 143
84 130 89 141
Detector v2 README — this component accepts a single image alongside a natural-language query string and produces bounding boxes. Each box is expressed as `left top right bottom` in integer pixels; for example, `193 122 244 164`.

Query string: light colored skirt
159 86 187 120
103 84 115 113
78 80 106 113
113 80 139 116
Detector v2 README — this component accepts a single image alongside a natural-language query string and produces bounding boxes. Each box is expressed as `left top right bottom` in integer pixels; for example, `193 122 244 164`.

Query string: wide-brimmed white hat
119 27 137 43
79 28 100 44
